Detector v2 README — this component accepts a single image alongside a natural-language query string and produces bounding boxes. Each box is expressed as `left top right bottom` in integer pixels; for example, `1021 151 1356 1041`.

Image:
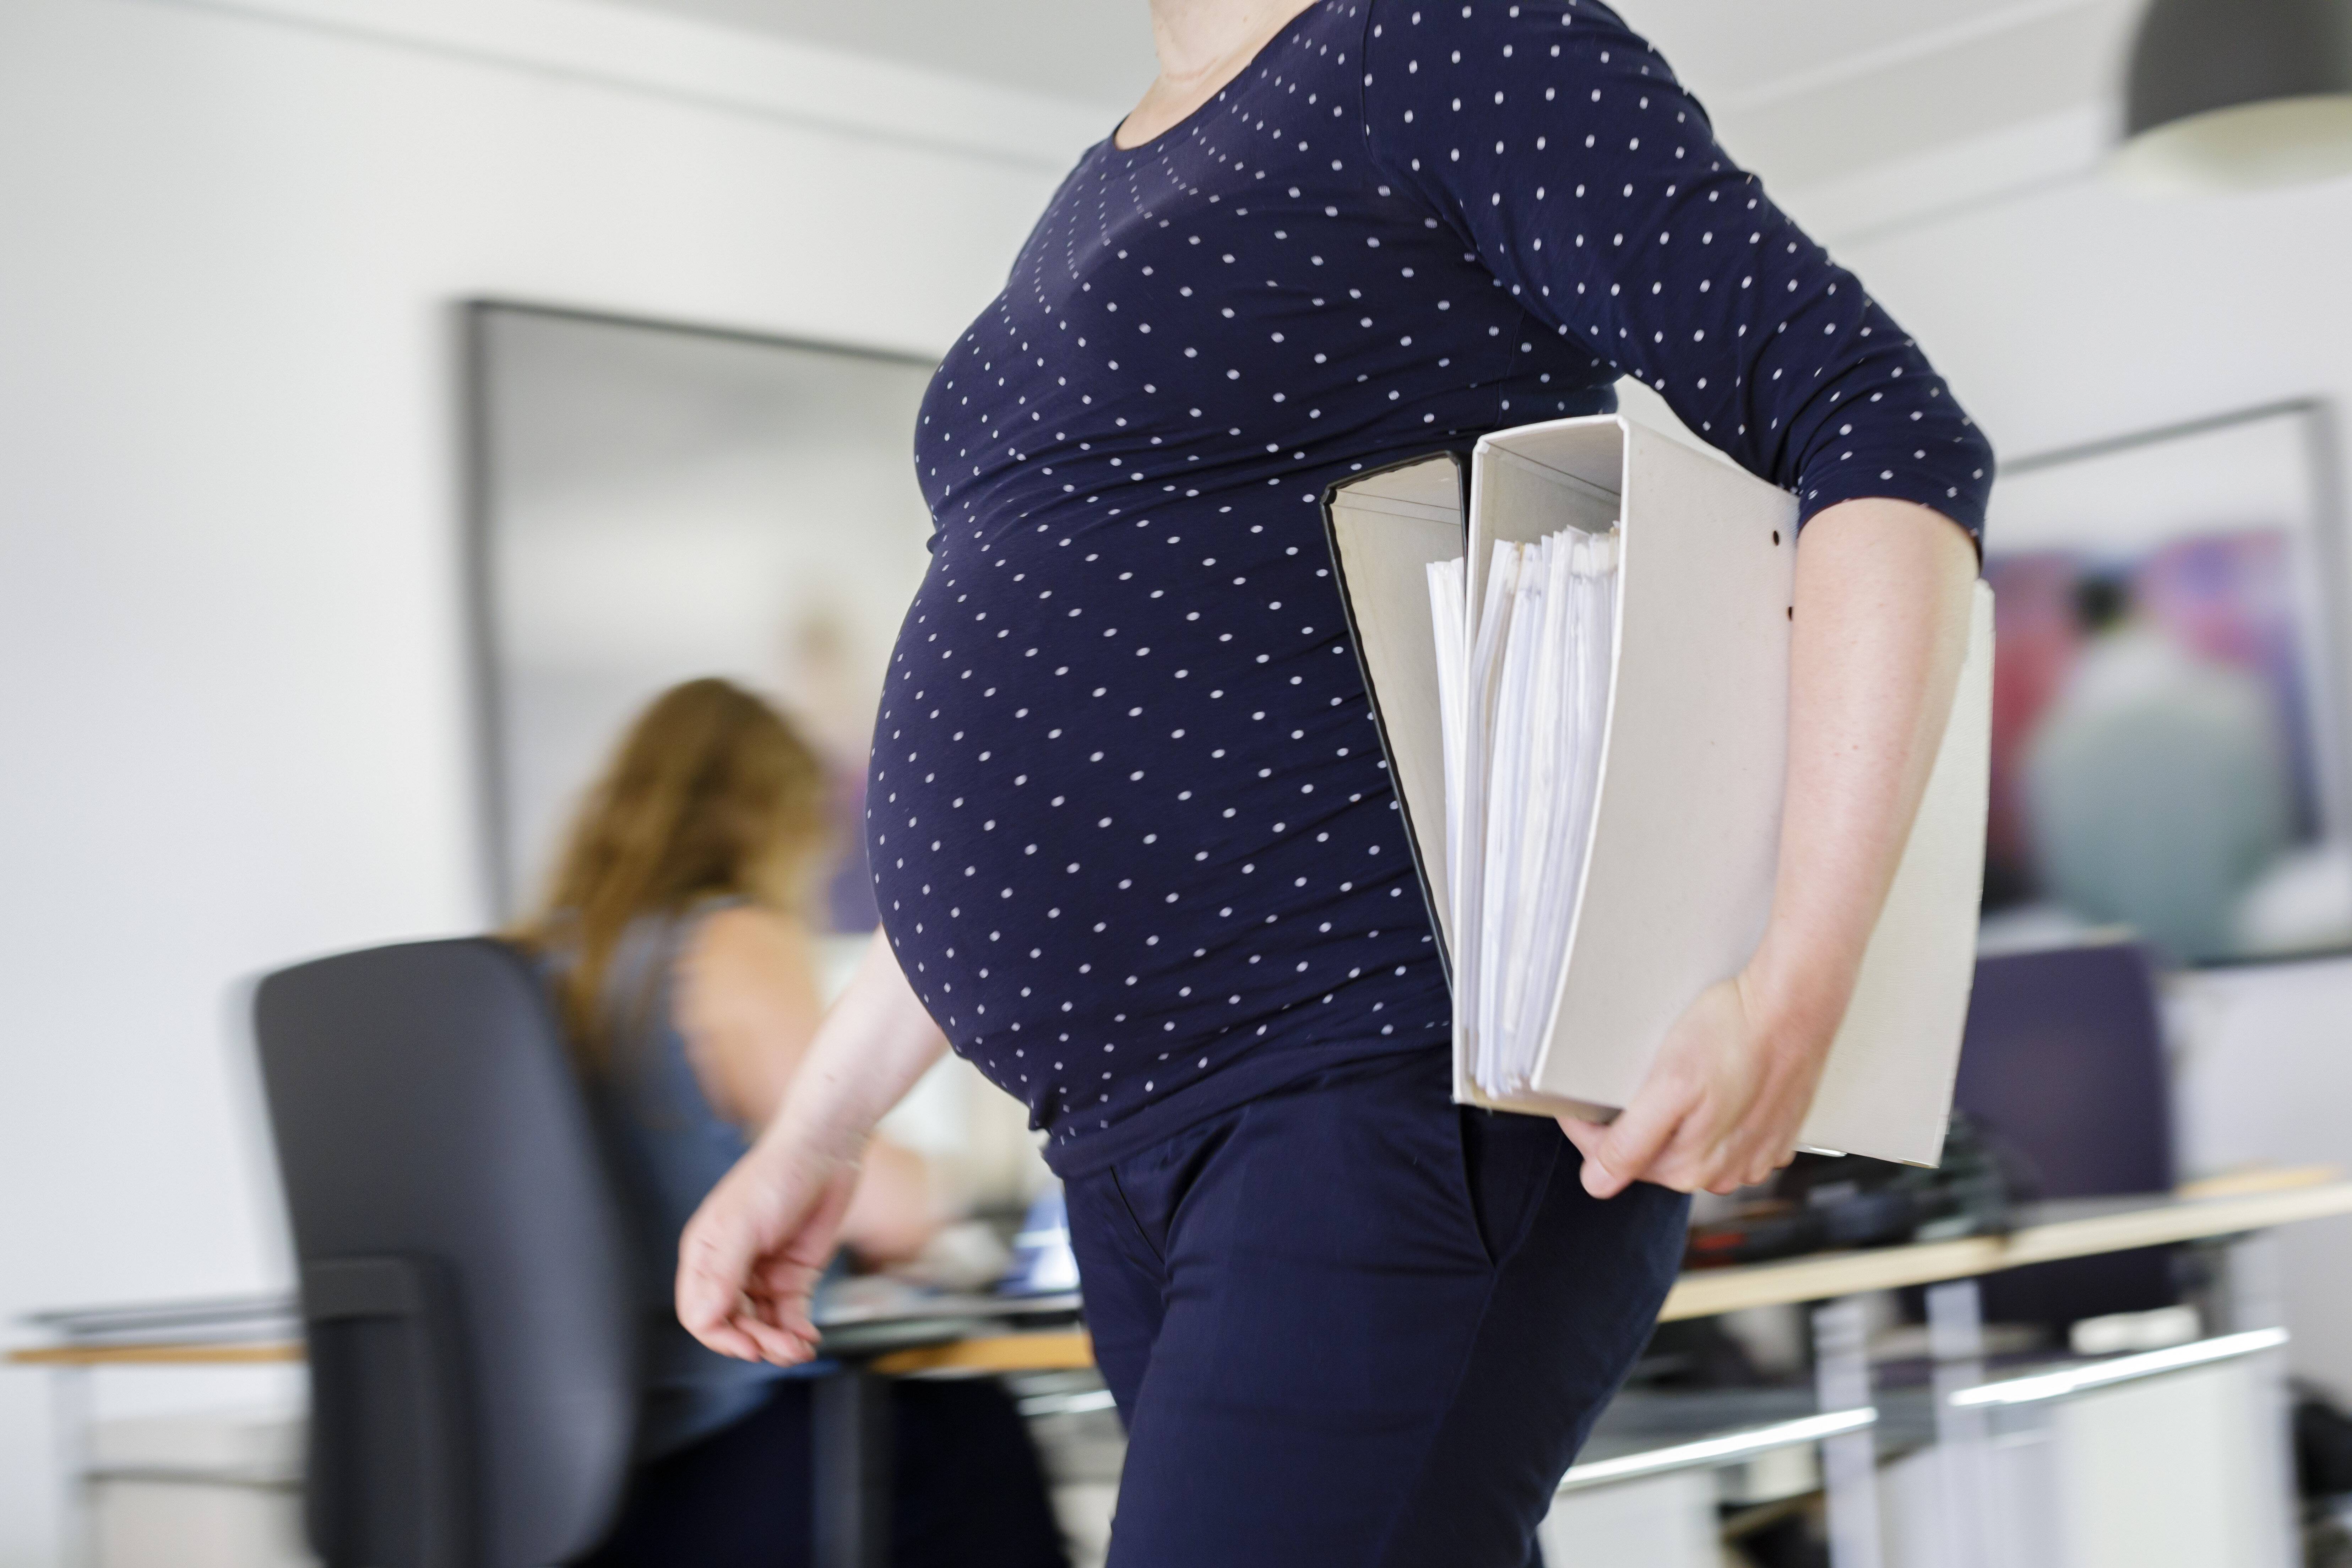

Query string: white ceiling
606 0 1161 108
602 0 2145 191
1624 0 2125 105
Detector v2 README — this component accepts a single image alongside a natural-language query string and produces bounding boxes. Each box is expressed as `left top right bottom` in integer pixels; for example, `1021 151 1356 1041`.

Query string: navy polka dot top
872 0 1994 1174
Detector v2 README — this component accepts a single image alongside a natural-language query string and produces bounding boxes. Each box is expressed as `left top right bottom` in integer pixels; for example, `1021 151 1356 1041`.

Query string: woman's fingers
1557 1116 1609 1165
1709 1104 1810 1193
691 1315 767 1363
677 1193 766 1349
738 1312 819 1366
1647 1109 1737 1194
1702 1145 1753 1195
749 1254 830 1343
1581 1083 1687 1199
1746 1133 1796 1188
1723 1084 1809 1189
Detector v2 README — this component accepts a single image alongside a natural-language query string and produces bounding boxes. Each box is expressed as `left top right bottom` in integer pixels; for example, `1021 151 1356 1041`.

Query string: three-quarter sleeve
1361 0 1993 539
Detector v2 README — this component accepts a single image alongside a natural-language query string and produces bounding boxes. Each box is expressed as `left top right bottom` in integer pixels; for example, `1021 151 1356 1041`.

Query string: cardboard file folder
1323 415 1994 1166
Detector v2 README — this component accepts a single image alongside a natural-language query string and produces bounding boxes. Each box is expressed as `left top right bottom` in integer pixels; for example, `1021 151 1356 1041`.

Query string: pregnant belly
865 527 1445 1128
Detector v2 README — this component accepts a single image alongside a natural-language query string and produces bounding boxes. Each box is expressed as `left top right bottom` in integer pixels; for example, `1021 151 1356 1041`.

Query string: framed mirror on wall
463 302 1050 1203
463 301 935 937
1981 400 2352 965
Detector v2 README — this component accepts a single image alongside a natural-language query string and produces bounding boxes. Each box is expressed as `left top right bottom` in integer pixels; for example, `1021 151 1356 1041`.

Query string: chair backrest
254 937 639 1568
1952 940 2178 1329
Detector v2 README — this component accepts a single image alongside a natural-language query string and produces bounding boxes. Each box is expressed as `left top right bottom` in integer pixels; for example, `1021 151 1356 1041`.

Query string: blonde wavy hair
510 678 835 1063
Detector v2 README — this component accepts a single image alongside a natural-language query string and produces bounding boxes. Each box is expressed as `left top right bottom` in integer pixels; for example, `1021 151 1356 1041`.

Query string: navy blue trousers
1064 1051 1688 1568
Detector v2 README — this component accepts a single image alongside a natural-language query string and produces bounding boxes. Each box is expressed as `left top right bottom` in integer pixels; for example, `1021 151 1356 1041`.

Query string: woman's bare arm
676 933 949 1362
1565 497 1978 1197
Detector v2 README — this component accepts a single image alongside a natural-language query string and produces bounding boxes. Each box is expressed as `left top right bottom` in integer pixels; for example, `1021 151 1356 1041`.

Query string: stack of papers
1429 525 1621 1099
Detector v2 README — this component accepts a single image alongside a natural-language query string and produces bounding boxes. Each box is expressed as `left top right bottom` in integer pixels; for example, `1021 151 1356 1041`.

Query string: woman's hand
1560 971 1835 1198
677 1135 860 1364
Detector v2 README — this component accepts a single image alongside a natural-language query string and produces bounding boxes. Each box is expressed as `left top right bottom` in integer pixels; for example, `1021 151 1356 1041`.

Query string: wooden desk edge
4 1335 1100 1376
8 1342 305 1368
1659 1181 2352 1322
870 1331 1095 1376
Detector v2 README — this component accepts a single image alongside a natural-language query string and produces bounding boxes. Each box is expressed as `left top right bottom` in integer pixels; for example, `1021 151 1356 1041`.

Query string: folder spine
1319 451 1471 991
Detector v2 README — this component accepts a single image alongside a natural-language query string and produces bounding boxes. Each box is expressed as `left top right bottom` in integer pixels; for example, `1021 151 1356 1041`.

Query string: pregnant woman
681 2 1991 1563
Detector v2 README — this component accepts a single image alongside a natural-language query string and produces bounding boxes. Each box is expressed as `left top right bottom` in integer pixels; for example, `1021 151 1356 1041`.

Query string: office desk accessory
1324 414 1997 1164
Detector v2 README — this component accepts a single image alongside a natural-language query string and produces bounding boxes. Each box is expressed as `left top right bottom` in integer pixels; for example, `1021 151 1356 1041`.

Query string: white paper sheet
1435 526 1621 1098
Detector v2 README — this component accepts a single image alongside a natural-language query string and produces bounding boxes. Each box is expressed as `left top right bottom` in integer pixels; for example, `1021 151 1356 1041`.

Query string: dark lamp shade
2117 0 2352 190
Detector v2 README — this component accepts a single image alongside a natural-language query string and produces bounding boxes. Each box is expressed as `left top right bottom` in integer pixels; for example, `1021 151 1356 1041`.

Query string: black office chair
1952 939 2180 1333
253 938 639 1568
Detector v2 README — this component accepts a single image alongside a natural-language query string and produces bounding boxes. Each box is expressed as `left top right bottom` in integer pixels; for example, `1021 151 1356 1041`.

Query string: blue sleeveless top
568 906 803 1459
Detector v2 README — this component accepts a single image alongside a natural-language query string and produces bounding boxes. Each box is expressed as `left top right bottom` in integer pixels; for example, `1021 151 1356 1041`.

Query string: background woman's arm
676 932 949 1362
1566 497 1978 1196
678 908 939 1263
676 905 825 1128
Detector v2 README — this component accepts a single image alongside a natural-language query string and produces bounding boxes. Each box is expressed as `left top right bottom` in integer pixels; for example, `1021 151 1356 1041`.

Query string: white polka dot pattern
877 0 1993 1173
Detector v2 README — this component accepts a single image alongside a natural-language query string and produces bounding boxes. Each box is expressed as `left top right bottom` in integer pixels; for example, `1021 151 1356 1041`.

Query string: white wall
0 2 1087 1561
1802 144 2352 1391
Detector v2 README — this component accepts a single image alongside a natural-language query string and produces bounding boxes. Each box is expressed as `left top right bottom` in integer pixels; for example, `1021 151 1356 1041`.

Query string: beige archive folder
1322 415 1994 1166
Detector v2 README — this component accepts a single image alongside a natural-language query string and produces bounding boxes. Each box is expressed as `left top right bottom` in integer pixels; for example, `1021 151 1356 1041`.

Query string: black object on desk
1682 1109 2023 1270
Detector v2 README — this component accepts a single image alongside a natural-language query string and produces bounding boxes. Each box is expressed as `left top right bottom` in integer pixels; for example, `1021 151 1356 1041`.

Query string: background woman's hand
676 1134 859 1364
1559 971 1836 1198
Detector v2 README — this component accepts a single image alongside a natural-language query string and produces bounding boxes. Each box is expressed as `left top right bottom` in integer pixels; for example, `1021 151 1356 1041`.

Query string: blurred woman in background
512 677 1065 1568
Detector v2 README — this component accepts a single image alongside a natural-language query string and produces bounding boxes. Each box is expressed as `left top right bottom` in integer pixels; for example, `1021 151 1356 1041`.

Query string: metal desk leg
49 1363 97 1568
2211 1232 2300 1568
813 1368 891 1568
1926 1280 1992 1568
1813 1297 1884 1568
